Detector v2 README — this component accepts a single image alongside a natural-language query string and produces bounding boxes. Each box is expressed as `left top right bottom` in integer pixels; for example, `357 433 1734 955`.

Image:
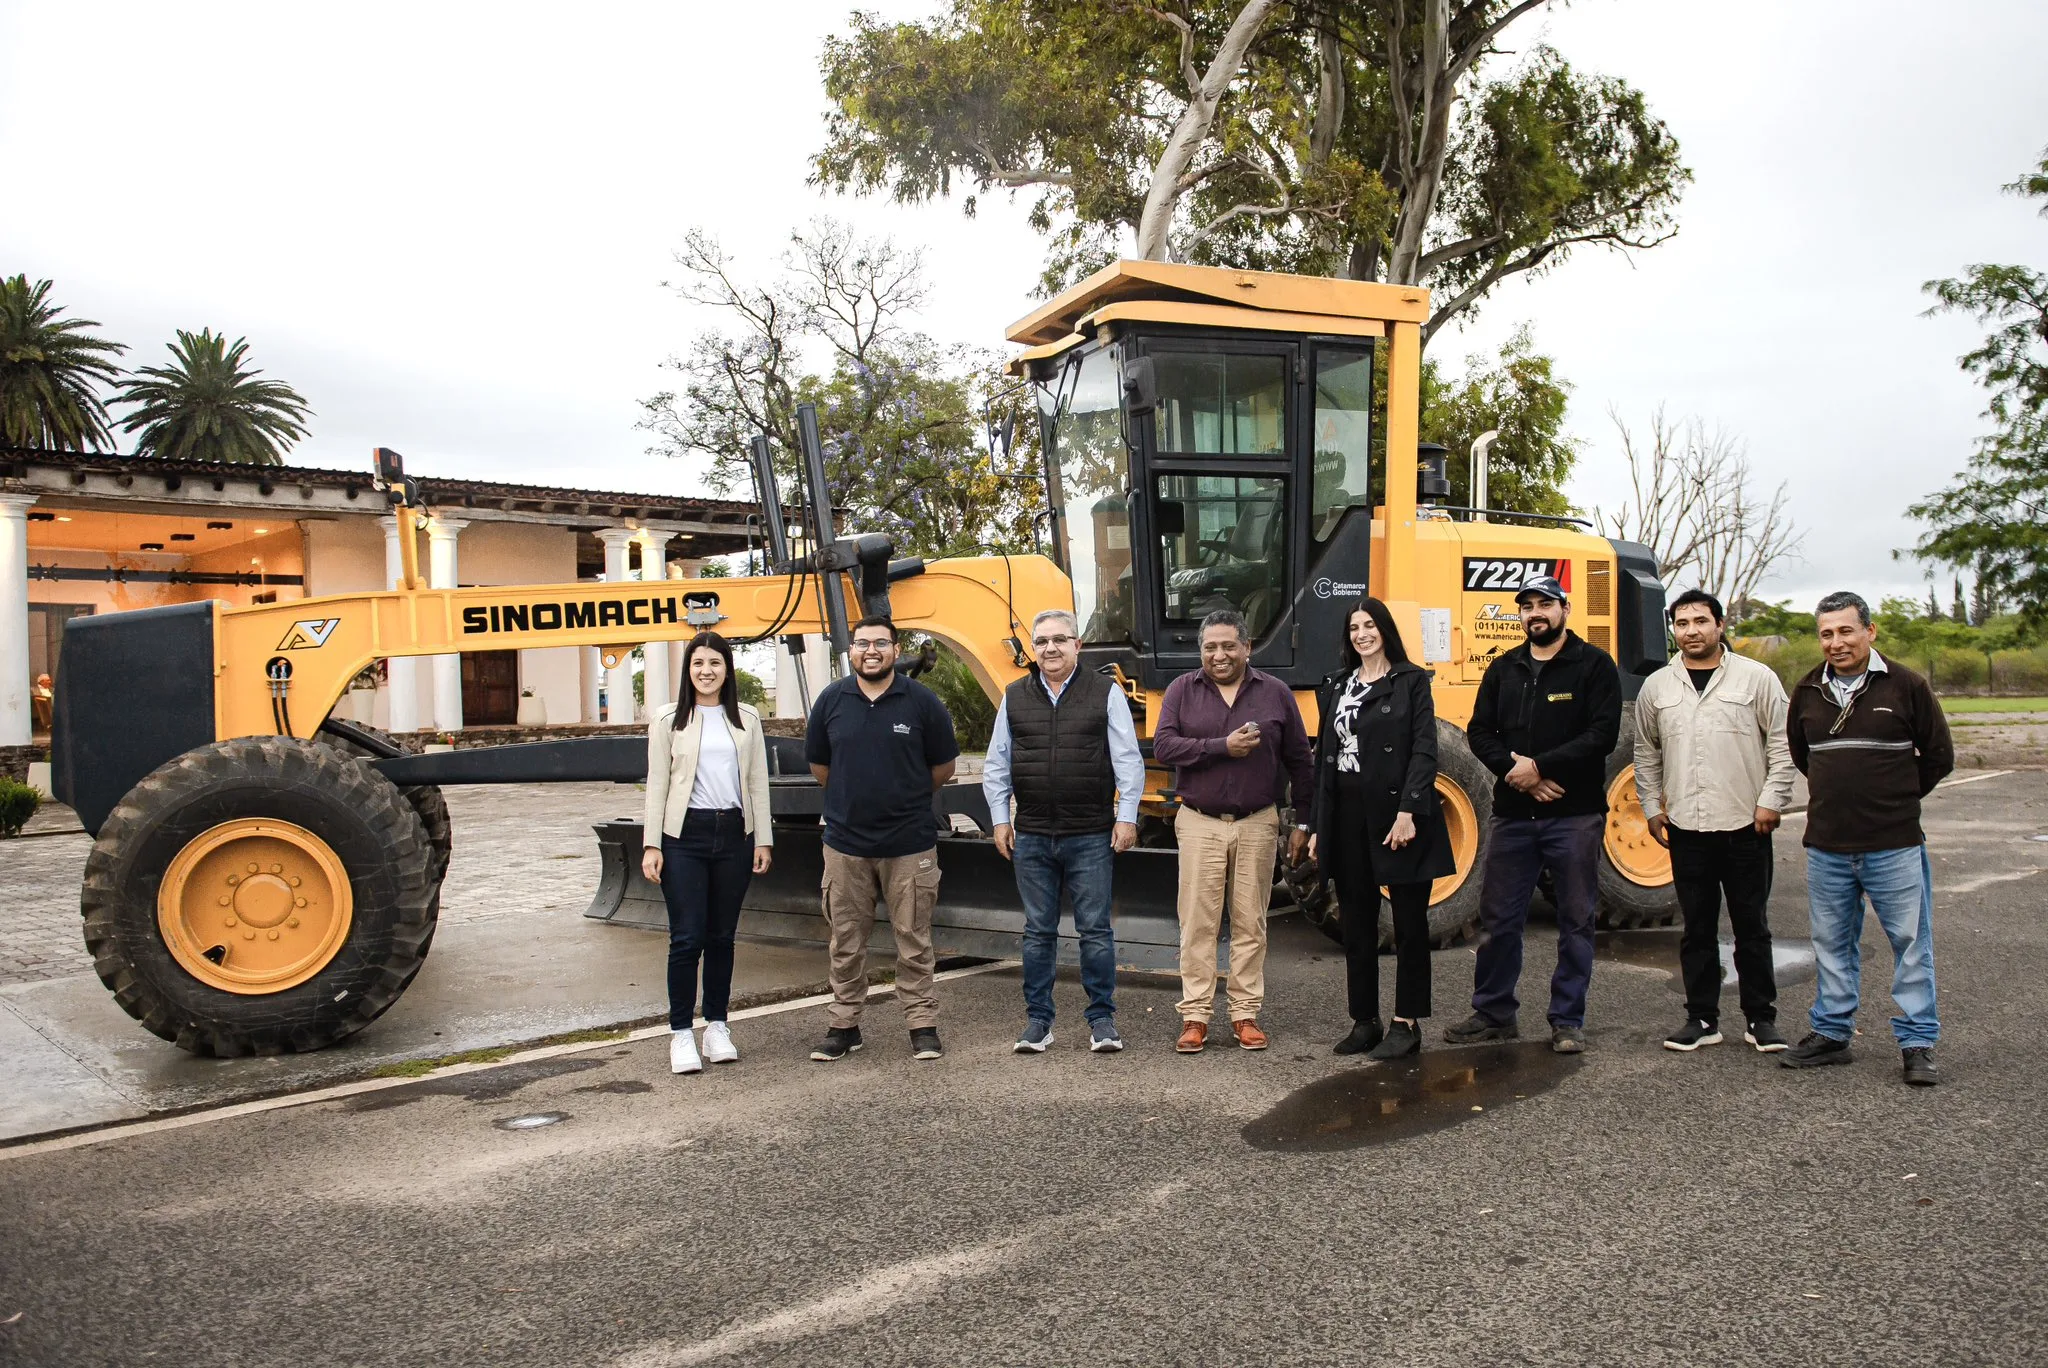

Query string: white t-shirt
685 709 744 811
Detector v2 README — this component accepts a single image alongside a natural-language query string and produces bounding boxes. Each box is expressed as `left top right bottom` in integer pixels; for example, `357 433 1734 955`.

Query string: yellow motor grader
52 262 1673 1055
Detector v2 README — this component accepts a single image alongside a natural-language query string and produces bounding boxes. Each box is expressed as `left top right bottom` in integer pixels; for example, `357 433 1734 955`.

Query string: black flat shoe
1367 1019 1422 1060
1333 1019 1384 1055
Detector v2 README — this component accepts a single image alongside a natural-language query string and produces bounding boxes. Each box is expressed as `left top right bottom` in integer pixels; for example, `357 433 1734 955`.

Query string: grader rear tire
1597 711 1679 928
315 722 452 887
80 737 438 1056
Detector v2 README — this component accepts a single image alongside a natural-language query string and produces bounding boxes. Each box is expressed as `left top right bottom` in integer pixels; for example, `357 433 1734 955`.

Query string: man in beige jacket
1633 589 1796 1054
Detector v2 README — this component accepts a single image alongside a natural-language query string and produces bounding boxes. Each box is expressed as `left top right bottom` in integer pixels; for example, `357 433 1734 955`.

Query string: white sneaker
669 1029 702 1075
702 1020 738 1065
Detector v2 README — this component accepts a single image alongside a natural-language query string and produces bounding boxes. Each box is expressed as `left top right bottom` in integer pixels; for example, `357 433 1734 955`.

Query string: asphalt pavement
2 770 2044 1367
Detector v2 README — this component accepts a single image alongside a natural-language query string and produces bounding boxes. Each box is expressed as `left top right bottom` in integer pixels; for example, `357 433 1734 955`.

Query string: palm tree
115 328 311 465
0 275 129 450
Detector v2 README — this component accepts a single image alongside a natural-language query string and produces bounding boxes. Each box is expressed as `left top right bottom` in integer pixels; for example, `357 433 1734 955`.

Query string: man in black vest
983 610 1146 1053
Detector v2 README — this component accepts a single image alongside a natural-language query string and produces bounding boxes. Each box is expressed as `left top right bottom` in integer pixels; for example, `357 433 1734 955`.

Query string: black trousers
1329 787 1433 1022
658 807 754 1028
1667 824 1776 1025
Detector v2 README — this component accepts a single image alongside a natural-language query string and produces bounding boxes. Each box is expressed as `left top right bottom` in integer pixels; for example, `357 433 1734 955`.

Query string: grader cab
52 261 1674 1056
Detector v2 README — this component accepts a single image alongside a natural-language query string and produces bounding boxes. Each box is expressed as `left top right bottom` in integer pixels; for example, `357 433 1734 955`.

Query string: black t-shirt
1687 667 1715 693
805 674 961 858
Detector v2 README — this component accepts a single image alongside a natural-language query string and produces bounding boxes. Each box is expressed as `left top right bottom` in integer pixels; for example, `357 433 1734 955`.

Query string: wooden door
461 650 519 726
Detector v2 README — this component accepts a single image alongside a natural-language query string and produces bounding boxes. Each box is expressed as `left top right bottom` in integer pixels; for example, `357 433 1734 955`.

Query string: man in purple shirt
1154 609 1315 1053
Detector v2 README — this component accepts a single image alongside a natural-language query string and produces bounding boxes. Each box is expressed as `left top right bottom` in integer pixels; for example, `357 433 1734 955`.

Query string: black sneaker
810 1026 863 1062
1367 1019 1422 1061
1744 1021 1789 1053
1333 1019 1384 1056
1550 1024 1586 1055
910 1028 944 1061
1663 1019 1723 1052
1443 1012 1518 1044
1780 1032 1853 1068
1902 1047 1939 1086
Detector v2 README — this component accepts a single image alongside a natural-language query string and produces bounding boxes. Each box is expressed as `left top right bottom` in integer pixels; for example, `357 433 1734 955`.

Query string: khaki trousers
1173 805 1278 1021
822 845 941 1029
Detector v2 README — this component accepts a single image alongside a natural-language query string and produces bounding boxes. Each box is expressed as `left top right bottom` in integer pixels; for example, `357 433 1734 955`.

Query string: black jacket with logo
1466 631 1622 819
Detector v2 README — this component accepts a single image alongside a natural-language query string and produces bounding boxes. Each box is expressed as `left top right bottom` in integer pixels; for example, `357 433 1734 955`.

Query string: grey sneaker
1013 1020 1054 1054
910 1028 944 1061
1550 1025 1586 1054
1443 1012 1518 1044
810 1026 862 1062
1089 1020 1125 1053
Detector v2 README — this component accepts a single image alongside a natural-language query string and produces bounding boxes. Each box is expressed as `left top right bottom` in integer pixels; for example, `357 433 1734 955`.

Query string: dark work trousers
1667 823 1776 1026
1471 813 1604 1029
658 806 753 1029
1329 785 1433 1022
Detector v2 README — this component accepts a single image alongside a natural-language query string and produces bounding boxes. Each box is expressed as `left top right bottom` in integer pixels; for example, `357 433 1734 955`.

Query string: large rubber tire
1292 721 1494 951
316 723 451 887
81 737 438 1056
1596 710 1680 928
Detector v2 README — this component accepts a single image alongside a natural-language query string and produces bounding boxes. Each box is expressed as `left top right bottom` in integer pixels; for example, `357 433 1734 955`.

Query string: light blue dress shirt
981 672 1145 827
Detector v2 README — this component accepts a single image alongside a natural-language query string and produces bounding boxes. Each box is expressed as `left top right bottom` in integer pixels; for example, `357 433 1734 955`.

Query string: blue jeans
1471 814 1604 1030
1014 830 1117 1025
1806 846 1939 1047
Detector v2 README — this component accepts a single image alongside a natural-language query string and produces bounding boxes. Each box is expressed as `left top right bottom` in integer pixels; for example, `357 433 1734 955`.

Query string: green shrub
1733 637 1821 691
921 644 998 752
0 777 41 838
736 668 768 709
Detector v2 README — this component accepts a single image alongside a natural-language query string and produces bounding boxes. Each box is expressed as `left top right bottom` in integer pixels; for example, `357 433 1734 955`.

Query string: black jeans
659 807 753 1029
1328 788 1433 1022
1667 824 1775 1026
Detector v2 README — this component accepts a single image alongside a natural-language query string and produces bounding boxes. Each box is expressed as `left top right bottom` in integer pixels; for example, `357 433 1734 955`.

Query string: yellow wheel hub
1604 767 1673 887
1427 776 1481 907
158 819 354 994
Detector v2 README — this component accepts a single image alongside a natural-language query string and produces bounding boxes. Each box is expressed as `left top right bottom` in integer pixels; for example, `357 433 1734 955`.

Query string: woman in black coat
1310 596 1456 1059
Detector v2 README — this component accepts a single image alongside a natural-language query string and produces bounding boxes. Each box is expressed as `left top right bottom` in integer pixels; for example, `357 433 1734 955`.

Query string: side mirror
1154 498 1186 537
1122 357 1158 416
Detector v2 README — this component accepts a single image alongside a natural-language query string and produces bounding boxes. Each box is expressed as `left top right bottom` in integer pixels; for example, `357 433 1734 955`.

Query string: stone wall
0 744 44 785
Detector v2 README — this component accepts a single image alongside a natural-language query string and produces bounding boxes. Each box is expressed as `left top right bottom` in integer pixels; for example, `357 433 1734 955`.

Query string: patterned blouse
1330 672 1381 774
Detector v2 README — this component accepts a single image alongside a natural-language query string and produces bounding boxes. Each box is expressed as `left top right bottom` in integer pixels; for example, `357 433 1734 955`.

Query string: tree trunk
1134 0 1285 261
1387 0 1452 285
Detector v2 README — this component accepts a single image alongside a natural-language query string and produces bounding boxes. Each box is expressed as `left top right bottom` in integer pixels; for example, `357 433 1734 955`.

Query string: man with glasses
982 609 1146 1054
1154 609 1315 1053
804 615 961 1062
1783 591 1953 1085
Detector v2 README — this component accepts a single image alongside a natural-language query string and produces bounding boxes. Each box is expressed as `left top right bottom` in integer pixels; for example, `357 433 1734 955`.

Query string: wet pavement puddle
339 1056 608 1111
1242 1042 1581 1152
1594 930 1816 995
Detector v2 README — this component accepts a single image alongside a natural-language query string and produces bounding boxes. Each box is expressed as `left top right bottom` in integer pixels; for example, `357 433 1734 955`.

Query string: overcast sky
4 0 2044 608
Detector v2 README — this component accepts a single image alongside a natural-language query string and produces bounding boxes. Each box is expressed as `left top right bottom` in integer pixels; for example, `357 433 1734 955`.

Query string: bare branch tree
1594 406 1804 608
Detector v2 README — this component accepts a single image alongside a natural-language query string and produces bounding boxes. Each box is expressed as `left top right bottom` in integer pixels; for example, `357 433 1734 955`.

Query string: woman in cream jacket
642 631 773 1074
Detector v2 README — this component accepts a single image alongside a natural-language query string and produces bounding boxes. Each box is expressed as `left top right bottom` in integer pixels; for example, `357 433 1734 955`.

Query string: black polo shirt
804 673 960 858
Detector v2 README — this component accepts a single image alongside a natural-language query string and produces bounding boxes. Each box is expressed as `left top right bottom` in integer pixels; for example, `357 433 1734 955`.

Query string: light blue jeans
1806 846 1939 1048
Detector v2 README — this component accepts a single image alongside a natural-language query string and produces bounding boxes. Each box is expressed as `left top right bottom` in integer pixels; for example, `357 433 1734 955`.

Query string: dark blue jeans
1014 830 1118 1025
1471 813 1604 1030
659 807 753 1029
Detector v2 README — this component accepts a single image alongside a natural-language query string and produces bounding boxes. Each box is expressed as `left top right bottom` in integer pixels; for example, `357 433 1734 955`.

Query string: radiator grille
1587 559 1612 615
1588 624 1614 656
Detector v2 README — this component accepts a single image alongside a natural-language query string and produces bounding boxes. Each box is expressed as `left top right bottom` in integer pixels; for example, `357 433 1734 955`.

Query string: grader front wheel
81 737 438 1056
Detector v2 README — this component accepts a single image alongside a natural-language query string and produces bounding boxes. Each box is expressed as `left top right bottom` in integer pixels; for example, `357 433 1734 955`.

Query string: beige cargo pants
822 845 941 1029
1173 805 1279 1022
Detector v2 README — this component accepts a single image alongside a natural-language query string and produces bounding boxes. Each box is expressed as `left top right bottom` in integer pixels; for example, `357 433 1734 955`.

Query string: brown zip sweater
1786 655 1954 852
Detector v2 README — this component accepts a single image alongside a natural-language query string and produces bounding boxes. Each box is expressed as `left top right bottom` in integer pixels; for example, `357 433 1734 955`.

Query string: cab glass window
1155 473 1288 639
1152 352 1286 455
1046 347 1132 644
1311 348 1373 541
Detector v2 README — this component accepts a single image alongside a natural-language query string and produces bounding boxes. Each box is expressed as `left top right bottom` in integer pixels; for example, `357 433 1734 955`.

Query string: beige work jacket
643 702 773 847
1632 650 1796 831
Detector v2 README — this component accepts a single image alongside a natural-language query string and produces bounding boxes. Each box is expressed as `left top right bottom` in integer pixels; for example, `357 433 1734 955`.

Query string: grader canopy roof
1004 260 1431 360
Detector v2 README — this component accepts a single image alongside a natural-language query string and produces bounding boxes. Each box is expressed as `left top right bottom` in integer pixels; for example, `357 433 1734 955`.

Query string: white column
596 528 637 723
635 529 673 716
379 515 421 734
580 646 601 726
774 635 832 719
0 494 36 747
426 516 468 731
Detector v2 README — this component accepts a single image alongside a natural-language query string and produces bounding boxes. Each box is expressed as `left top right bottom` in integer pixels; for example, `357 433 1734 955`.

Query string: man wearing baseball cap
1446 573 1622 1053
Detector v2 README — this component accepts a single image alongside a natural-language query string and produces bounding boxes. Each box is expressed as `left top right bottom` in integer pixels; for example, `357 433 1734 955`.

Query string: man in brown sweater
1782 591 1953 1086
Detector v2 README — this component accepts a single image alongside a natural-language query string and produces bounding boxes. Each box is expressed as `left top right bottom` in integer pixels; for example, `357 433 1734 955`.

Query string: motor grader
51 261 1673 1056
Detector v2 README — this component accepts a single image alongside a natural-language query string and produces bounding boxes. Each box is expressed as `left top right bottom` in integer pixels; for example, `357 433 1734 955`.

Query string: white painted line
0 959 1020 1163
1938 769 2013 789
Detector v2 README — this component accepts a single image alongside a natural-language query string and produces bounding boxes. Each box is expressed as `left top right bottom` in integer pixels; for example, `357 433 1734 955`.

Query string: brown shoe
1232 1019 1269 1051
1175 1021 1208 1053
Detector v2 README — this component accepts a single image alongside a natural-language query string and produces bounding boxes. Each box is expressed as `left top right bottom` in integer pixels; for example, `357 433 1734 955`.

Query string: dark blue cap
1514 574 1569 605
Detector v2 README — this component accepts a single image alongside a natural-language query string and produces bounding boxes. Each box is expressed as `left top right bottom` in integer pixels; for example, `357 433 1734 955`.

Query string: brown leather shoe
1175 1021 1208 1053
1232 1019 1269 1051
